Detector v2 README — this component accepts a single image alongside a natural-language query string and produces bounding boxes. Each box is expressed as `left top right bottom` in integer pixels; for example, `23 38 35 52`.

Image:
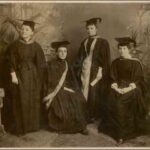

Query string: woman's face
86 24 97 37
119 46 130 57
20 25 34 40
57 47 67 60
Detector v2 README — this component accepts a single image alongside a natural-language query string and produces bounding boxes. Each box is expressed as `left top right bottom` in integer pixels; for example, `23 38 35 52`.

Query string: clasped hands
111 83 136 94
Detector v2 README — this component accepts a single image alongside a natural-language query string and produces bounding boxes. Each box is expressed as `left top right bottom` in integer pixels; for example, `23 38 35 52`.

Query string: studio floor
0 123 150 148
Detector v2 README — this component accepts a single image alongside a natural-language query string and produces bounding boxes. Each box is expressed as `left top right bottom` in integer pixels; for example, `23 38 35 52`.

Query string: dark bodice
47 59 66 89
11 41 39 71
75 37 111 84
111 57 143 88
46 59 79 94
6 39 46 88
116 59 133 85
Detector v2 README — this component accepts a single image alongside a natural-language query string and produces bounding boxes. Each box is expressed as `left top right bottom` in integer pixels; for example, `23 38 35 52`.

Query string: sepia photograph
0 0 150 149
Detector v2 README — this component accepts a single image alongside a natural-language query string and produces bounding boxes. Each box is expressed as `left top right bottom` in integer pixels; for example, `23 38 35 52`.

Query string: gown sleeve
130 60 148 119
43 63 48 97
74 41 86 81
8 43 17 73
110 60 118 84
64 63 80 92
131 60 147 96
98 39 111 82
46 61 59 94
35 43 46 88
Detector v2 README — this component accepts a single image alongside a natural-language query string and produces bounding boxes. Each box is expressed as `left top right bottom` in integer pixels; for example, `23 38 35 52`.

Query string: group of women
0 17 148 144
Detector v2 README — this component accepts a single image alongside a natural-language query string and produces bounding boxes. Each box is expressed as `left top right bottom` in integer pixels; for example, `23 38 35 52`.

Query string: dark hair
86 23 97 28
56 46 68 52
22 22 35 31
118 43 130 49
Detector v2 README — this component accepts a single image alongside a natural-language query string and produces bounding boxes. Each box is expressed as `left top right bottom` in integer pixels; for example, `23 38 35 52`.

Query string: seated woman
98 37 147 143
43 41 88 135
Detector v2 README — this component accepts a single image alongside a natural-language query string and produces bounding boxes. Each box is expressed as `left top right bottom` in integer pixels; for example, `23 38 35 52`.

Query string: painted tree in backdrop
0 3 64 61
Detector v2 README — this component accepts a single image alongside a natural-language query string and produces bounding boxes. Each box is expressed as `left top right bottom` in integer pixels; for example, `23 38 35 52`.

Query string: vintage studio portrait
0 1 150 148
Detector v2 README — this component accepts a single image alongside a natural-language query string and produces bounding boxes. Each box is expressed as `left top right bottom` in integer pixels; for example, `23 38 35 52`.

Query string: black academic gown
74 37 111 119
45 59 87 133
0 50 4 88
99 57 147 141
2 39 46 135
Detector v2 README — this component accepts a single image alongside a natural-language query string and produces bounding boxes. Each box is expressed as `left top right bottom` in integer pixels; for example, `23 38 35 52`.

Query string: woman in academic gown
74 17 111 121
43 41 88 135
3 20 46 135
98 37 147 143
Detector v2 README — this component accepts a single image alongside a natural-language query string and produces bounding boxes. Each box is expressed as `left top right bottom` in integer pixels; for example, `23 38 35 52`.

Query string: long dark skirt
47 89 87 133
2 72 41 135
10 84 41 135
99 88 147 141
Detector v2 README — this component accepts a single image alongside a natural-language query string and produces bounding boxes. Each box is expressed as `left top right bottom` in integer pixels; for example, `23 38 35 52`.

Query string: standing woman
74 18 111 122
43 41 88 134
4 20 46 135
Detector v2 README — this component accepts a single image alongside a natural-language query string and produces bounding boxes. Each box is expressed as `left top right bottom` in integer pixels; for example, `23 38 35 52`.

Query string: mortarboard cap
115 37 136 47
51 40 70 49
17 19 40 31
85 17 102 26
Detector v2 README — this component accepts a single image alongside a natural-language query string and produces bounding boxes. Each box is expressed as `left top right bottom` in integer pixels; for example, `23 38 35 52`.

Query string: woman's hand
90 67 102 86
43 93 55 102
45 98 53 109
121 87 131 94
43 93 55 109
11 72 18 84
96 67 102 80
120 83 136 94
111 83 118 89
121 85 136 94
111 83 124 94
115 88 124 94
129 83 136 89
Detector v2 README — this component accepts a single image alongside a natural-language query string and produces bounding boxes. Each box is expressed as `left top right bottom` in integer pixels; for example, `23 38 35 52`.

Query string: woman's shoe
117 138 123 145
80 128 89 135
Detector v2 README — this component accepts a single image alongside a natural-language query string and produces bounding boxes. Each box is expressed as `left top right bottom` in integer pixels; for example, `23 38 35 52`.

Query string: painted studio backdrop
0 3 150 98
